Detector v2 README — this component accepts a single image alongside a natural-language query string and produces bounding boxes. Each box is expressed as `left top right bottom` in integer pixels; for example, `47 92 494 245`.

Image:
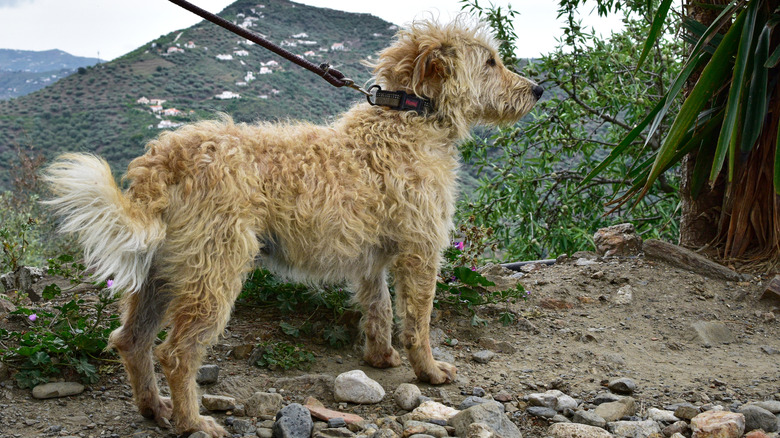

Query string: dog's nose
532 85 544 100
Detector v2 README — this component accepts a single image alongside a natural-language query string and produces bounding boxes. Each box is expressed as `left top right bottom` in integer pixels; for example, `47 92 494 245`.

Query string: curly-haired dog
43 19 542 437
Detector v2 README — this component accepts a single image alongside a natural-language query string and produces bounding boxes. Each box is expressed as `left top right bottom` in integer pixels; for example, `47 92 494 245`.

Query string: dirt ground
1 253 779 437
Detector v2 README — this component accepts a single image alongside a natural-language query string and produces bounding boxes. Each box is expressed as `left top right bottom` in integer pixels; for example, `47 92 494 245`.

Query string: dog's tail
43 153 166 293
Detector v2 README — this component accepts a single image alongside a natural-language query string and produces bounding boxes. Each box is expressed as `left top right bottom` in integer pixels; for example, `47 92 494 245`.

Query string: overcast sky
0 0 624 61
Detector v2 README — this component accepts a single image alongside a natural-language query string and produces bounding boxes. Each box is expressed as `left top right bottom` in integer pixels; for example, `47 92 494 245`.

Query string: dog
43 19 542 437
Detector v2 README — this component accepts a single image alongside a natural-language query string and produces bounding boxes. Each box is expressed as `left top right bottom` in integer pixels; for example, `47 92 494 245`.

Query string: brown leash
167 0 368 94
167 0 433 115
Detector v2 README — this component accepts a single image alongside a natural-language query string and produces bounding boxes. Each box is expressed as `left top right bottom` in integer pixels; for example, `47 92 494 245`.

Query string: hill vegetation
0 0 393 188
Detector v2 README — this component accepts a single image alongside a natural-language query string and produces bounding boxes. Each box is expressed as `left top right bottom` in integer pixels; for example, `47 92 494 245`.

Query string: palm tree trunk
678 0 725 249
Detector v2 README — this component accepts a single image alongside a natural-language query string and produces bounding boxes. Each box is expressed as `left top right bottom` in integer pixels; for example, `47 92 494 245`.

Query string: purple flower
454 241 465 251
29 314 37 322
106 279 114 288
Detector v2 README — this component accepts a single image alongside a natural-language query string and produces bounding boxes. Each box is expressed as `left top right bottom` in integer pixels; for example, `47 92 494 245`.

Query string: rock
274 374 335 401
0 362 9 382
759 275 780 305
749 400 780 414
377 417 404 436
374 430 399 438
196 364 219 385
449 402 521 438
607 420 661 437
642 239 745 281
328 418 347 428
594 223 642 257
647 408 679 423
576 258 600 266
594 397 636 422
494 390 514 403
273 403 313 438
189 432 211 438
466 422 498 438
738 405 779 433
663 421 689 437
314 427 355 438
572 410 607 428
552 414 571 423
232 418 256 434
688 322 735 346
613 286 633 305
246 392 284 419
556 394 579 412
202 394 237 411
407 401 460 422
334 370 385 404
673 404 701 421
548 423 615 438
472 350 497 364
745 430 771 438
528 390 560 408
258 428 274 438
0 297 16 315
608 378 636 395
430 388 452 405
593 393 622 405
459 396 504 412
431 347 455 363
690 410 745 438
402 420 449 438
232 343 255 359
527 389 577 411
305 402 364 425
473 387 487 397
761 346 780 355
32 382 85 399
1 266 43 301
527 406 558 418
394 383 422 411
477 337 517 354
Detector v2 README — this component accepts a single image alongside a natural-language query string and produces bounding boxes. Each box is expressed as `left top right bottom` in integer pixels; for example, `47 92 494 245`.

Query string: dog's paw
182 415 228 437
139 395 173 426
417 360 457 385
364 348 402 368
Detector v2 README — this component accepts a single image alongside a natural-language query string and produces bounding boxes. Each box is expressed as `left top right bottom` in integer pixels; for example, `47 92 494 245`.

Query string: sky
0 0 624 61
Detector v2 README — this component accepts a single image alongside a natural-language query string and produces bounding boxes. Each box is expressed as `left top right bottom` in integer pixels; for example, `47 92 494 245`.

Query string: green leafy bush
0 255 120 388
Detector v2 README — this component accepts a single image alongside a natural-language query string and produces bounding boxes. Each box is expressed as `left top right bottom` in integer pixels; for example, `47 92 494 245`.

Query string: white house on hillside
215 91 241 100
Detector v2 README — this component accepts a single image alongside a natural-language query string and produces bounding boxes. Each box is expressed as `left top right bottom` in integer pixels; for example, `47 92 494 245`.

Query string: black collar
367 85 433 116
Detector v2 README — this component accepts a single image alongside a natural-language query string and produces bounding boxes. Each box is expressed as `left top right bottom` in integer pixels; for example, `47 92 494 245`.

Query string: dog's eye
486 58 497 67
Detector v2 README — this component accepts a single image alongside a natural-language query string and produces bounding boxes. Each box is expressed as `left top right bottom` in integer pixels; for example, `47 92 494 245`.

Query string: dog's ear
410 43 454 96
369 23 456 97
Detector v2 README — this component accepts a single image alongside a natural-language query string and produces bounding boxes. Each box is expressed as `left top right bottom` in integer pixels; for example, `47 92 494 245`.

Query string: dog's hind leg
154 218 257 437
355 270 401 368
108 271 173 426
393 252 456 384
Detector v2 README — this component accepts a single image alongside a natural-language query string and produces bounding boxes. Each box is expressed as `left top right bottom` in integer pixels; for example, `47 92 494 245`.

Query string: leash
167 0 432 115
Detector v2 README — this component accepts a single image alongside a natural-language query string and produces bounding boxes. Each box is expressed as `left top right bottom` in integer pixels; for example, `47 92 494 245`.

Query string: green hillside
0 0 393 188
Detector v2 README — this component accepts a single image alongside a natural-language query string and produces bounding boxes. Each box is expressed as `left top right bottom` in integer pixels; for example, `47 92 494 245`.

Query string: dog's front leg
393 252 456 384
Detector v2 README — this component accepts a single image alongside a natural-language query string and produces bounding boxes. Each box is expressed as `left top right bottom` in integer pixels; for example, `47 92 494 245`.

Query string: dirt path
0 255 778 437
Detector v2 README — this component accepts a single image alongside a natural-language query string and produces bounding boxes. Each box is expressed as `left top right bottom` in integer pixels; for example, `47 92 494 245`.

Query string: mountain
0 49 102 72
0 49 102 100
0 0 394 189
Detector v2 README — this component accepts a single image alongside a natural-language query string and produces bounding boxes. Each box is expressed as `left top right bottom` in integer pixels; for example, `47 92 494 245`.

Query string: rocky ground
0 244 779 438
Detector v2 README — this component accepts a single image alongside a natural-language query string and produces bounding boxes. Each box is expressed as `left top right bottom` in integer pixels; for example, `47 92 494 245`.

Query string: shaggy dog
44 19 542 437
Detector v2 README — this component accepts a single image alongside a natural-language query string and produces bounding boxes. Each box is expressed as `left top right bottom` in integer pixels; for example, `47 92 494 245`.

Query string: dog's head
369 19 542 131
